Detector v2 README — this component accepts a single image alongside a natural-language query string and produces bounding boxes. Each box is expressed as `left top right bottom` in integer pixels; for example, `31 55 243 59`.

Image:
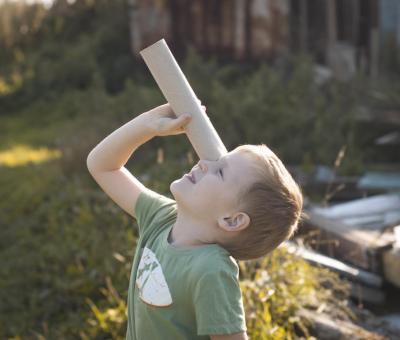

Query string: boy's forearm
87 112 155 172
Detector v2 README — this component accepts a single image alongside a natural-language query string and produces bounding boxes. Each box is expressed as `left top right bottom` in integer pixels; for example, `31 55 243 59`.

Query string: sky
0 0 56 8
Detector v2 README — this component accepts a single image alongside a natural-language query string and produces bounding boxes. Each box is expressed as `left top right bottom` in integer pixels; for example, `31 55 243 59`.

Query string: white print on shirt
135 246 173 307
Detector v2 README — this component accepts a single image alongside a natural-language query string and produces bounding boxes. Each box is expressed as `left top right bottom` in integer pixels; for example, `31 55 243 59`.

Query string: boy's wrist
141 103 194 138
138 111 157 138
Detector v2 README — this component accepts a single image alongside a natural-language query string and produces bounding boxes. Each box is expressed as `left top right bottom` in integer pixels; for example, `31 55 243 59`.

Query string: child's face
170 149 255 223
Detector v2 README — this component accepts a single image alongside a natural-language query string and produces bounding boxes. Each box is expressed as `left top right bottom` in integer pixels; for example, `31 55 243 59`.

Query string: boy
87 102 303 340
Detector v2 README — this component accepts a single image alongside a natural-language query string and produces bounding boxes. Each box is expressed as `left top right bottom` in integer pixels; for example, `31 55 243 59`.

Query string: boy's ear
217 212 250 232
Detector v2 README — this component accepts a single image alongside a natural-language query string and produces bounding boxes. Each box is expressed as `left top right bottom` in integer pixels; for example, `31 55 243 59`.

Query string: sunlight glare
0 144 62 167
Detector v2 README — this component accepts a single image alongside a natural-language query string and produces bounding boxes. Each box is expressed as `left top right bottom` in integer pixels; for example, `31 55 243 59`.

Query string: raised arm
86 111 155 219
86 103 197 219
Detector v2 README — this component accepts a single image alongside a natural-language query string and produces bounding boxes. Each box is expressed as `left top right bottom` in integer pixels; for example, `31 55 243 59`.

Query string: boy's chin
170 176 192 190
169 181 181 199
170 181 190 203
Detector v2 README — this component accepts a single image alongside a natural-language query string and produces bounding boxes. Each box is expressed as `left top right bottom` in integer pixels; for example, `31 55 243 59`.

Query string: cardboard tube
140 39 228 161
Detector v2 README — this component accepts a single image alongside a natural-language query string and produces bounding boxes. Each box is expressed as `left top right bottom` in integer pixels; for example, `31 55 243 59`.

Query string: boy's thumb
181 114 191 121
172 115 190 129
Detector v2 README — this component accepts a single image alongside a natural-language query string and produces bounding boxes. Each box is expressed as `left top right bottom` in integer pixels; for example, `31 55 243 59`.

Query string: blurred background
1 0 400 339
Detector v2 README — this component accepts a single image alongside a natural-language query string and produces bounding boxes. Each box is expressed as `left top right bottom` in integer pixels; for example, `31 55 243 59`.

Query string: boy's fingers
172 115 190 130
196 98 206 109
182 115 191 125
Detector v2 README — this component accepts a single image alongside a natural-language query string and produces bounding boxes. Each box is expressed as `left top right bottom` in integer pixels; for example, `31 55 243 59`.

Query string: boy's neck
168 216 217 248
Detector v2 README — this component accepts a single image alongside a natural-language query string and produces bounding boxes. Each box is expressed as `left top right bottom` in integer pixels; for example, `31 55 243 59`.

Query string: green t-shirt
125 188 247 340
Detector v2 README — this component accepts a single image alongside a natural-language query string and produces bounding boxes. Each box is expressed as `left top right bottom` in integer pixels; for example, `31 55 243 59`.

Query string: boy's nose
198 160 208 172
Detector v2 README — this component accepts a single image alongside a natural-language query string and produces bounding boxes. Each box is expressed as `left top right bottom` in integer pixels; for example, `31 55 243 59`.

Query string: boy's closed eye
199 158 227 174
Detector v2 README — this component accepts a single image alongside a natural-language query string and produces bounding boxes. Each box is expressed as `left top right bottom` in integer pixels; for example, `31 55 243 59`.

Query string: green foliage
0 162 136 338
239 247 353 339
0 0 135 111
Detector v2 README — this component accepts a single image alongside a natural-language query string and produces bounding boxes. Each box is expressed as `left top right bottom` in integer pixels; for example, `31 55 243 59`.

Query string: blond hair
222 144 304 261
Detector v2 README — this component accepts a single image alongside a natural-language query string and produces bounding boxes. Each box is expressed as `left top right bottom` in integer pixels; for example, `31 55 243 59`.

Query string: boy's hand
145 101 206 137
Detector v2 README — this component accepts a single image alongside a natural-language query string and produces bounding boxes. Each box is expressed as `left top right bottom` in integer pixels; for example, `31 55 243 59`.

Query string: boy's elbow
86 151 98 173
86 152 93 170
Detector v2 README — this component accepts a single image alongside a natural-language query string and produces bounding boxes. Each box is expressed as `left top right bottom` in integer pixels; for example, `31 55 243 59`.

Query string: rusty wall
128 0 394 78
127 0 172 57
249 0 289 59
128 0 290 62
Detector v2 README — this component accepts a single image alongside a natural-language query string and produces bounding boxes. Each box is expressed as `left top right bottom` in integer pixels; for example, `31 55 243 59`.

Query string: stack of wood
295 192 400 305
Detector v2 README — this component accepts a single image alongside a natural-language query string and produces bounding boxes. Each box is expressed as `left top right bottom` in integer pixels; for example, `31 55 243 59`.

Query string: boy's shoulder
192 246 240 280
190 250 244 316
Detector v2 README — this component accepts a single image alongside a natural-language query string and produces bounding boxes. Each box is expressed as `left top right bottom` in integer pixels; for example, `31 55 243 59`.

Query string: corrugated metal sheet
249 0 289 58
128 0 290 61
380 0 400 46
128 0 399 69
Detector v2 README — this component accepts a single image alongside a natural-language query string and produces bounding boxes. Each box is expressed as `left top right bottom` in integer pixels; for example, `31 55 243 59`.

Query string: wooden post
370 28 379 79
127 0 172 57
127 0 141 56
369 0 379 78
207 0 221 51
326 0 338 68
398 2 400 48
203 0 210 53
191 1 203 47
221 0 234 51
352 0 360 46
234 0 246 60
299 0 308 52
352 0 360 70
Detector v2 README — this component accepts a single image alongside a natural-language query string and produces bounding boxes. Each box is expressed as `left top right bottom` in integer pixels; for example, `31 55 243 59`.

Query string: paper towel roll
140 39 228 161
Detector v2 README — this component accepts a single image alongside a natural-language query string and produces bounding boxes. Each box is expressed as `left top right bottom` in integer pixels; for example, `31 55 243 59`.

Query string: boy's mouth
185 172 196 184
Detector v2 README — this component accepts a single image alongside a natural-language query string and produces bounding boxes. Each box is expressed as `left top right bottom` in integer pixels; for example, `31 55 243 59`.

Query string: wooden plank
358 172 400 190
350 282 386 305
306 211 395 248
297 308 387 339
206 0 220 50
127 0 141 56
221 0 234 50
202 0 209 52
191 1 204 47
341 213 400 228
234 0 246 60
299 0 308 52
370 0 379 78
326 0 338 67
382 247 400 288
301 210 394 272
284 241 383 288
370 28 379 78
249 0 271 58
352 0 360 46
312 193 400 221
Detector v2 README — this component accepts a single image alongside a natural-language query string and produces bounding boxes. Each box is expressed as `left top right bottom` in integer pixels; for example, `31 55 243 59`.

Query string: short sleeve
134 188 176 236
193 264 247 336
